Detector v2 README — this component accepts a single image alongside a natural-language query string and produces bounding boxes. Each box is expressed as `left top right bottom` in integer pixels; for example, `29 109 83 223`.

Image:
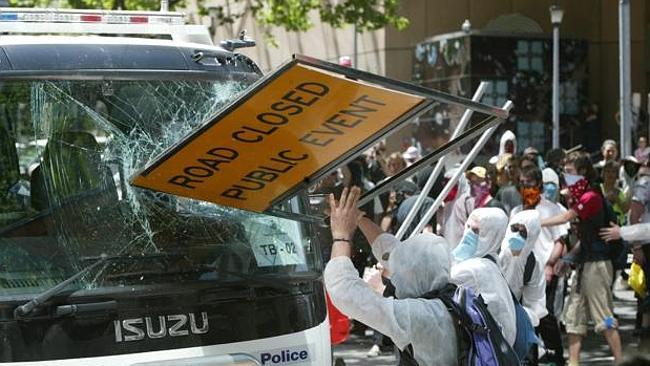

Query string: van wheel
333 357 346 366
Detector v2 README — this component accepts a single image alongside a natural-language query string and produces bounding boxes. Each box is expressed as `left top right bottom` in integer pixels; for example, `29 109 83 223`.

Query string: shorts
563 260 618 335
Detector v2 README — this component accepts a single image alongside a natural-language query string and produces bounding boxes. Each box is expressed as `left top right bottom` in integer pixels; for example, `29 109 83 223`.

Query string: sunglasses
510 223 528 239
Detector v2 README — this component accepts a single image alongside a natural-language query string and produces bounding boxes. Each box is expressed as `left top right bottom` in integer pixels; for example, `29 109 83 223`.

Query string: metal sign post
408 101 514 238
357 113 504 208
394 81 489 240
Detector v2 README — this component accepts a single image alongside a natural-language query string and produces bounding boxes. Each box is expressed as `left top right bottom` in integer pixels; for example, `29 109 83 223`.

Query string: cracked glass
0 79 321 297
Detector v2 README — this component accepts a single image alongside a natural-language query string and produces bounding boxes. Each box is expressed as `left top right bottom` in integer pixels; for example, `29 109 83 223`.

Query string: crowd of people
319 131 650 366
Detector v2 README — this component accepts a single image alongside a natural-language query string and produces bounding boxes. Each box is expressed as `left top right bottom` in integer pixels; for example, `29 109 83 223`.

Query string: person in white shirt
447 166 506 248
437 165 468 250
511 165 567 364
450 207 517 346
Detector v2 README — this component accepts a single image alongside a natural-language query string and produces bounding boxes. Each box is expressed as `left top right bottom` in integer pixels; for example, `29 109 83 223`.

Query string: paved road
332 287 643 365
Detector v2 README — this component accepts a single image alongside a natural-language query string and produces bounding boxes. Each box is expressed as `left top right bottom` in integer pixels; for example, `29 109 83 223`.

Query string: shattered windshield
0 79 321 297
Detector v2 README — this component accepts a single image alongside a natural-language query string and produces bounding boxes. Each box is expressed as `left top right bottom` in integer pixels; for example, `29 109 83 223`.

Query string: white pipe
619 0 632 156
408 101 514 239
395 81 489 240
552 22 561 149
353 23 358 69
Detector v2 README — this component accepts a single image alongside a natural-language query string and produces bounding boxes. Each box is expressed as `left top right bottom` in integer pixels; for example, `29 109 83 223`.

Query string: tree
9 0 409 33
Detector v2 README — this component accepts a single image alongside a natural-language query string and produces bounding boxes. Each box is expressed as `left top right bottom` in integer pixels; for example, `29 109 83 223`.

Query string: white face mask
563 172 584 186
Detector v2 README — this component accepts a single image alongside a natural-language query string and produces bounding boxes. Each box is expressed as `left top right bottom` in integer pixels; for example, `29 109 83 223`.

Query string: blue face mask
543 183 558 202
508 233 526 252
453 231 479 262
563 173 584 186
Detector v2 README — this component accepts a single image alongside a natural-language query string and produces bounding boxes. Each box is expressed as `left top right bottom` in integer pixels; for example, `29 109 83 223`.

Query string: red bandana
568 178 589 201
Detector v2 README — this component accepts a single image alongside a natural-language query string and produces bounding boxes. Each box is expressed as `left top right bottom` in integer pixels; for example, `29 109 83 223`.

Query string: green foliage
320 0 409 31
250 0 319 32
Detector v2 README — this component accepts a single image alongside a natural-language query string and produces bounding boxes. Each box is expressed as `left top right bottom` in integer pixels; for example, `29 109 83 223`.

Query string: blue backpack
484 253 539 361
400 284 521 366
510 292 539 361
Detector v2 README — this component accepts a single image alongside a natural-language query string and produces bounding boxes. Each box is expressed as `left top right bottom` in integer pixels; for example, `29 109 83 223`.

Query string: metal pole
357 114 504 208
552 22 560 149
353 23 358 69
395 81 489 240
620 0 632 156
408 101 514 238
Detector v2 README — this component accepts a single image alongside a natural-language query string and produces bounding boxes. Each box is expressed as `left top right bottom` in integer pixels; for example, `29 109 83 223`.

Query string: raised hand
329 186 364 241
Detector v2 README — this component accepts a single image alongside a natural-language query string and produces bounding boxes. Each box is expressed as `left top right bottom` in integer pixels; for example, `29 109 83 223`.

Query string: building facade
196 0 649 153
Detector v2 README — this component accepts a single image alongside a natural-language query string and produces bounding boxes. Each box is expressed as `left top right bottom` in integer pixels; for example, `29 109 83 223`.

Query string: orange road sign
130 60 426 212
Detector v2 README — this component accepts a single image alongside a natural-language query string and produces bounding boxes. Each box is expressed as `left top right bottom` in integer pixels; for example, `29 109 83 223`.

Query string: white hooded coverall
324 233 459 365
499 130 517 156
499 210 548 327
450 207 518 346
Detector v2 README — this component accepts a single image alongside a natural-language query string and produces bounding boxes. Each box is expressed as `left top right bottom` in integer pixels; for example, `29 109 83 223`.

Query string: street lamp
619 0 632 156
550 5 563 149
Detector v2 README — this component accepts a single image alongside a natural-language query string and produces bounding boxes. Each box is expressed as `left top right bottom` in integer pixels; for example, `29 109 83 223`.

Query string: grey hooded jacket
324 233 459 365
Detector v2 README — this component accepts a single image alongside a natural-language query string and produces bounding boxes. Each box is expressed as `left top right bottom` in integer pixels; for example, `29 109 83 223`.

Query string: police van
0 6 331 365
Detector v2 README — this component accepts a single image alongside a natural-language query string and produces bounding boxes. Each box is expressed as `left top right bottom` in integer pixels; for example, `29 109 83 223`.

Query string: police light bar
0 7 184 25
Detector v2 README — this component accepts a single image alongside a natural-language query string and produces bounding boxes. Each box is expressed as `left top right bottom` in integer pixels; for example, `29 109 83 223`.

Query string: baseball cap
523 147 539 156
402 146 420 161
496 153 512 171
466 166 487 179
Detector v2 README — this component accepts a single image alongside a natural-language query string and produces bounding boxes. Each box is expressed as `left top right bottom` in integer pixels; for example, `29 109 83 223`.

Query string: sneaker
366 344 381 358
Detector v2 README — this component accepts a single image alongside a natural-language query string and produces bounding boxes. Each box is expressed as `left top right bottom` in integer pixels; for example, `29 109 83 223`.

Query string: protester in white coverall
324 187 459 365
499 130 518 156
450 207 517 346
499 210 548 327
489 130 518 165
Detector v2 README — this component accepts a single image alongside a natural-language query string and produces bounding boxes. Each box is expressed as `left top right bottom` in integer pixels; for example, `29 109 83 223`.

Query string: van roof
0 35 261 80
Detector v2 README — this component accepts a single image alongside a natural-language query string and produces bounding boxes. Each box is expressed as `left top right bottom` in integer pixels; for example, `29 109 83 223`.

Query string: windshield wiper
14 253 113 318
14 253 179 319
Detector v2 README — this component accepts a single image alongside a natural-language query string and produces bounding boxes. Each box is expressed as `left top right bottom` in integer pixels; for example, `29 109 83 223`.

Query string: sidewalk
332 288 642 365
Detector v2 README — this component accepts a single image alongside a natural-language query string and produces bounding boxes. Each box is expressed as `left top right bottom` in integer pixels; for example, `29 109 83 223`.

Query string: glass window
0 80 321 297
516 120 546 151
515 40 544 73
